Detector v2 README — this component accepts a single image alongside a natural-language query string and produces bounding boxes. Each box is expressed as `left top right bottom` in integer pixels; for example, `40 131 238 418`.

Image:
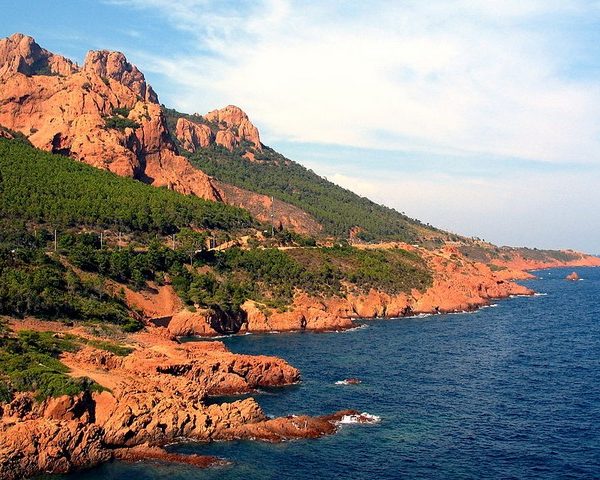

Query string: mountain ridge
0 32 449 242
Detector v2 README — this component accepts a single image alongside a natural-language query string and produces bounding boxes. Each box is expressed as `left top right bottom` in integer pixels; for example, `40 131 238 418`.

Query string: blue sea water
61 267 600 479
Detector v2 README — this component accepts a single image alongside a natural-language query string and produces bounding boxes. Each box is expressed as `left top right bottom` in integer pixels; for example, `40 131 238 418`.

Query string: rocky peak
204 105 262 150
83 50 158 103
0 33 78 80
0 33 321 234
205 105 250 126
176 117 213 153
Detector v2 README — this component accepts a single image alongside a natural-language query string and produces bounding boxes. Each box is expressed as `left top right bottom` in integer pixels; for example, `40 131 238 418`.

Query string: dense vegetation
0 138 255 233
459 243 582 265
0 245 140 332
0 328 131 402
509 247 581 263
37 228 431 313
163 108 449 243
60 231 188 291
176 245 431 311
104 115 140 131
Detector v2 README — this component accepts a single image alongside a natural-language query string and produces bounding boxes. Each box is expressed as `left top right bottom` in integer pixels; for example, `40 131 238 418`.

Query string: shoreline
1 261 598 478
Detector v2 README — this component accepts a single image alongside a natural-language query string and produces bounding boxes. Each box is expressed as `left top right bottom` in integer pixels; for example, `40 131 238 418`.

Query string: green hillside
0 138 255 233
163 108 452 243
0 137 432 329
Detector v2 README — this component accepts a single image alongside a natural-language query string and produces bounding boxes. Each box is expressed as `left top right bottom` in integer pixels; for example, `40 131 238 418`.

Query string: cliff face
83 49 158 103
0 33 221 201
160 244 600 338
158 245 538 337
175 106 262 153
0 33 77 79
0 33 322 232
204 105 262 151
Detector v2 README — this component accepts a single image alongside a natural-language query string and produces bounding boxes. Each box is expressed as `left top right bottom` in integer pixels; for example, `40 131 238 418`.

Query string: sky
2 0 600 252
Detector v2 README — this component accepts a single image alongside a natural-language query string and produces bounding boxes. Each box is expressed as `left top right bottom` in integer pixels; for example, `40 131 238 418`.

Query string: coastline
0 329 363 479
1 254 598 479
158 246 600 339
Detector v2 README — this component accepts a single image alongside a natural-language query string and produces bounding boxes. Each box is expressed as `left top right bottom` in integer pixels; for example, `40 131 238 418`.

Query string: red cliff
0 330 349 479
0 33 324 234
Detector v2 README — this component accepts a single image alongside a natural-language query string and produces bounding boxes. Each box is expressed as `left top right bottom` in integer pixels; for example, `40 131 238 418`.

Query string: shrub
112 107 131 117
104 116 140 131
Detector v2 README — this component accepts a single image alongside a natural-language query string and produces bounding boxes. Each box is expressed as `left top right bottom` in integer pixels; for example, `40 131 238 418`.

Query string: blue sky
2 1 600 251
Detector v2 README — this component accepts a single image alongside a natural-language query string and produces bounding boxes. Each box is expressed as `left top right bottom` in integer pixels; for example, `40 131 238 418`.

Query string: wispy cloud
95 0 600 250
110 0 600 165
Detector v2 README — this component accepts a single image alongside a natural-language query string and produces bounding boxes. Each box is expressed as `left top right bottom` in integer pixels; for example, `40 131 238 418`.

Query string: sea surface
59 267 600 479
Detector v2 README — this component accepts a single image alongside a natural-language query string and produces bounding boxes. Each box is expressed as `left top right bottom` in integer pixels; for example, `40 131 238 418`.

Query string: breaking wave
337 412 381 425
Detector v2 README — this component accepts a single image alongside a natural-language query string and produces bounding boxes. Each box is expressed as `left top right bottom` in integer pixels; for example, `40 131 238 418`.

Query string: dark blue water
63 267 600 479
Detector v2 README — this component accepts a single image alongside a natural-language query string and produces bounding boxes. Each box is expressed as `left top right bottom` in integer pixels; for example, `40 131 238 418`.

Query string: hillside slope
0 33 328 235
0 138 254 232
0 32 452 243
164 107 452 243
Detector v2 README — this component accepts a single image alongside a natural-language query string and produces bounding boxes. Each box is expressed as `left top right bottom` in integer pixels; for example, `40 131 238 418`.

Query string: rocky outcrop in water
566 271 580 281
0 333 352 479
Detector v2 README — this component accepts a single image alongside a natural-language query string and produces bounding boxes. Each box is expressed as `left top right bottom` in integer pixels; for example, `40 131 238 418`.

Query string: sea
56 267 600 479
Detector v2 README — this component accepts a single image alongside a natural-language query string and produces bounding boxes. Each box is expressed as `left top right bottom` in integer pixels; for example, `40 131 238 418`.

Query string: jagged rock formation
0 33 77 80
0 333 351 479
83 50 158 103
175 106 262 153
204 105 262 151
176 117 213 152
0 33 323 232
0 33 220 201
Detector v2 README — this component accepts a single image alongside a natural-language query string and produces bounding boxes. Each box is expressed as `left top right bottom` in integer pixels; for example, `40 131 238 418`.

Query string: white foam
335 379 361 386
406 313 434 319
337 412 381 425
534 293 548 296
342 324 369 333
446 309 478 315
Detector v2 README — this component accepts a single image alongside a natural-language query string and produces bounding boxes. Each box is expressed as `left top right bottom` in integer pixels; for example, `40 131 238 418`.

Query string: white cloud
119 0 600 165
104 0 600 250
308 162 600 251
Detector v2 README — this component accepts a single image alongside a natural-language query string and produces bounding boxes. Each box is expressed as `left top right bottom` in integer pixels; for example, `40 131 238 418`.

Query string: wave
337 412 381 425
446 309 479 316
534 293 548 296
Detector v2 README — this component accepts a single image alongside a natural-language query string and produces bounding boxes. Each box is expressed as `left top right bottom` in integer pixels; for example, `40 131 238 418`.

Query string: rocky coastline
150 246 600 338
0 328 362 479
1 250 598 478
2 31 600 479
